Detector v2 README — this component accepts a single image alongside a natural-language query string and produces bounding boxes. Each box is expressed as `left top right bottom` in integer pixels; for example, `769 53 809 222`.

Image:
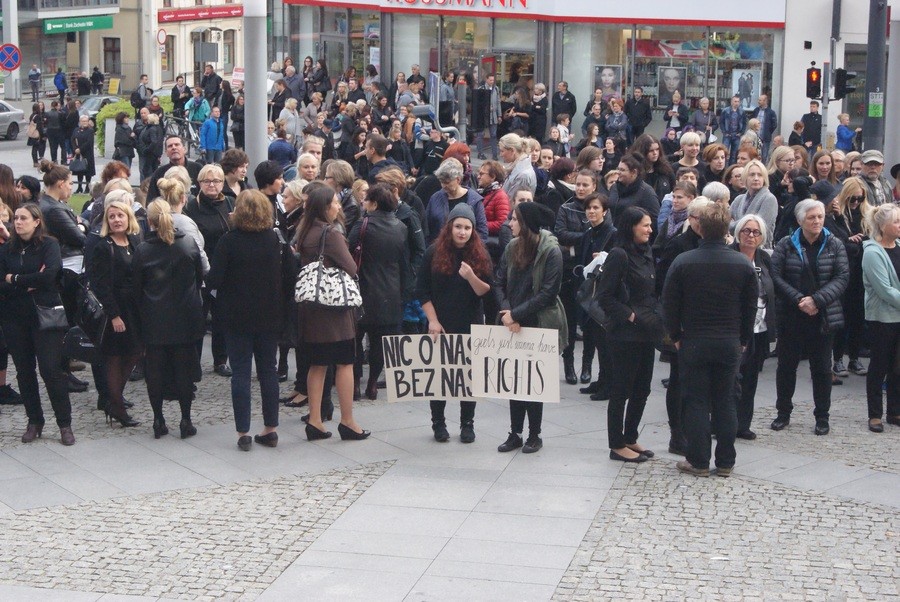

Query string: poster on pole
382 334 474 402
470 325 560 403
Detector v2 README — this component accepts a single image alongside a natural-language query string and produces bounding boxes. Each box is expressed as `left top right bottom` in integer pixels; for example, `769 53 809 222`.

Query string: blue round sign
0 44 22 71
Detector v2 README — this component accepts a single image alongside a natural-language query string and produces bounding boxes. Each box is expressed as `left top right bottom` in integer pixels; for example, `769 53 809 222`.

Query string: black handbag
69 156 87 174
34 303 69 331
74 277 108 346
576 264 610 327
63 326 101 364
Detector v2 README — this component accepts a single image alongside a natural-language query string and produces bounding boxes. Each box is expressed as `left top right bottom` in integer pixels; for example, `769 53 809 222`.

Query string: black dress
92 237 142 356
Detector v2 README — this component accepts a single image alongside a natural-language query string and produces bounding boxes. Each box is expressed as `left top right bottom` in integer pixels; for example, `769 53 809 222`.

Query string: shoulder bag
34 302 69 331
294 225 362 309
26 120 40 139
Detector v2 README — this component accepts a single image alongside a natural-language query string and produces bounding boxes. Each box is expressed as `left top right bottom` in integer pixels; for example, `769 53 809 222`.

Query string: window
224 30 235 73
161 36 175 82
102 37 121 75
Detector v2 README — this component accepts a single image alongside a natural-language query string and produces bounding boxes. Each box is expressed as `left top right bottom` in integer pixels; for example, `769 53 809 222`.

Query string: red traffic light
806 67 822 100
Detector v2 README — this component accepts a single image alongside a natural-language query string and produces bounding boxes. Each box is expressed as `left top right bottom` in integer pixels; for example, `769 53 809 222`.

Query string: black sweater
661 239 757 345
418 246 492 334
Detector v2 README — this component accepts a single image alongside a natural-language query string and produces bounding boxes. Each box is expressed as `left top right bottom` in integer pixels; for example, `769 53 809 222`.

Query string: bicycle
164 115 201 158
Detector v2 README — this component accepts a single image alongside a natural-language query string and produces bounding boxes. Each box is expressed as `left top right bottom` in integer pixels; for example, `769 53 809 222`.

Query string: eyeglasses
740 228 763 237
848 195 864 204
200 179 223 185
779 158 796 164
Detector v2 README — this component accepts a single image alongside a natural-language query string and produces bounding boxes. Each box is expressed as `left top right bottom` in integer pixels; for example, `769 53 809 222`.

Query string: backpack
130 87 145 110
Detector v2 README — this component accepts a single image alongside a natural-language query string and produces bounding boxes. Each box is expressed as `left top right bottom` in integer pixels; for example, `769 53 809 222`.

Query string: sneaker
497 432 523 453
676 460 709 477
459 422 475 444
522 435 543 454
848 359 868 375
814 421 830 436
716 466 733 477
832 360 849 377
0 384 22 405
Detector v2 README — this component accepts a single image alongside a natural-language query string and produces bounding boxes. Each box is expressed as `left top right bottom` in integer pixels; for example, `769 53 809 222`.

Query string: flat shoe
868 420 884 433
886 416 900 426
284 396 308 408
254 432 278 447
609 449 647 463
237 435 252 451
626 444 653 458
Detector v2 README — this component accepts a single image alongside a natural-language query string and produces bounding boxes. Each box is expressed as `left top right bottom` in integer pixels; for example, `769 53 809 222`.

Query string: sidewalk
0 349 896 600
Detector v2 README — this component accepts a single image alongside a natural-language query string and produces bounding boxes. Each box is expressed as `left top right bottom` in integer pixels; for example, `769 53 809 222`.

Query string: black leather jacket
38 193 85 258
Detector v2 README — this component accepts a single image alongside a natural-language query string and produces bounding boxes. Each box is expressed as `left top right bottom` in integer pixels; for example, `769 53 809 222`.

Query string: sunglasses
848 195 864 204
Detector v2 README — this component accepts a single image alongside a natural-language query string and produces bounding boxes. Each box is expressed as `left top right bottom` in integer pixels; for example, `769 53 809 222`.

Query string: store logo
384 0 528 9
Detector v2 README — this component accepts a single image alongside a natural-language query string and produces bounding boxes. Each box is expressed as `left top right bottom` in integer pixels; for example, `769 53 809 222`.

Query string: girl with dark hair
607 153 660 236
219 80 235 148
295 185 369 441
15 175 41 203
597 206 662 462
0 164 21 212
419 203 493 442
341 127 369 178
0 204 74 445
349 184 407 402
542 157 576 217
28 102 47 167
495 202 564 454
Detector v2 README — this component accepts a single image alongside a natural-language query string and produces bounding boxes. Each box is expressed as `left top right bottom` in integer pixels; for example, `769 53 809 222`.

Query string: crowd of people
2 58 899 474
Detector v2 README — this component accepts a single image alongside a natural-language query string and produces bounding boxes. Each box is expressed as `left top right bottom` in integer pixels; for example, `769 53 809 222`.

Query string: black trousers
679 337 741 470
145 343 196 423
560 272 580 361
775 316 834 422
735 331 769 432
665 353 682 440
47 133 65 164
354 324 399 383
585 320 609 390
430 400 476 426
865 320 900 420
509 399 543 436
199 289 228 367
606 339 655 449
3 320 71 428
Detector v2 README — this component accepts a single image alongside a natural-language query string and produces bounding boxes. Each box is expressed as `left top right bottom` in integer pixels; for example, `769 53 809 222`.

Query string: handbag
352 216 368 270
294 225 362 309
26 120 40 139
576 264 610 327
63 326 101 365
74 276 108 346
34 302 69 331
69 156 88 174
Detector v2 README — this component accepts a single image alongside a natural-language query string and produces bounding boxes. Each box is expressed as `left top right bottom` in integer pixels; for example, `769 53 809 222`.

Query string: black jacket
624 96 652 132
661 239 757 345
0 237 63 323
551 91 578 124
495 233 563 327
139 123 164 161
114 123 135 159
771 228 849 331
184 192 235 258
229 103 244 133
655 226 701 296
553 199 589 267
147 160 202 201
38 193 85 258
597 244 662 342
730 242 778 339
348 210 409 326
607 178 661 236
132 232 204 346
540 180 575 219
207 229 292 334
200 71 222 104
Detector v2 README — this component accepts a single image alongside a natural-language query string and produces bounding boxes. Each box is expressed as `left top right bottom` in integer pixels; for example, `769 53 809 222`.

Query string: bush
94 94 175 154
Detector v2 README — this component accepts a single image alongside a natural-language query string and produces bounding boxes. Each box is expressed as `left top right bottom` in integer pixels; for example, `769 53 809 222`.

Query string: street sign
157 29 167 45
868 92 884 118
0 44 22 72
43 15 114 34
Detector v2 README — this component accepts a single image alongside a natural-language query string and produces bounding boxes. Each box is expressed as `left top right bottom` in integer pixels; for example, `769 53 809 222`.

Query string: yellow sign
108 77 120 95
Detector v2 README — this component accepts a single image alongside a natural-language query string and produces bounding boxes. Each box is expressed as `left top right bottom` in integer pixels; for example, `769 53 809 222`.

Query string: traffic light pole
862 0 887 152
821 62 830 150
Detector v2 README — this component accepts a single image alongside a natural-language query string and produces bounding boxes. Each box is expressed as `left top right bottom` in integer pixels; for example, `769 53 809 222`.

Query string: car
0 99 25 140
76 94 123 122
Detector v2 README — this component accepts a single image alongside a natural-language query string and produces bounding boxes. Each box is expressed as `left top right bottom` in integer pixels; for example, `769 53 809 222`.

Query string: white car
0 100 25 140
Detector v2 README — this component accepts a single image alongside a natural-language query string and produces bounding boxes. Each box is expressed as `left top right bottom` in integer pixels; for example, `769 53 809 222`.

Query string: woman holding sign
597 206 664 463
419 203 493 443
495 202 563 454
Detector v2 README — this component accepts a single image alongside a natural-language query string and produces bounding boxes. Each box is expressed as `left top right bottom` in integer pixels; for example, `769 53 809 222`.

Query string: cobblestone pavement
746 392 899 475
553 460 899 601
0 461 391 600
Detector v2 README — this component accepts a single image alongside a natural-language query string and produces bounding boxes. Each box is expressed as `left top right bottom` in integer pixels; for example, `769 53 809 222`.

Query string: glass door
320 35 348 91
490 50 535 97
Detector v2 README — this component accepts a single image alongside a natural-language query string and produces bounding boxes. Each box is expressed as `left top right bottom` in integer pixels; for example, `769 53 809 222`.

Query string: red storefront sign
158 6 244 23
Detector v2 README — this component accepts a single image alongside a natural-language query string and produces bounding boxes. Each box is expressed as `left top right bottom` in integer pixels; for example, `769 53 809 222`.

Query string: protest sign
470 325 560 403
382 334 473 402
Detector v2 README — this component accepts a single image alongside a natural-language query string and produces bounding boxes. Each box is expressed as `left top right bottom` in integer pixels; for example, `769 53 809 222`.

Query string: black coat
184 192 235 258
132 232 204 346
551 91 577 123
597 244 662 342
38 193 85 258
730 241 778 340
114 123 135 159
206 229 292 334
71 126 96 178
607 178 661 237
348 210 409 326
147 160 202 200
0 237 62 323
528 95 548 141
624 97 652 134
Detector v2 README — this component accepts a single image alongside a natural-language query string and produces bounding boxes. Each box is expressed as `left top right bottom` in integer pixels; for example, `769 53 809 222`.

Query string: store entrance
480 51 535 97
320 35 348 90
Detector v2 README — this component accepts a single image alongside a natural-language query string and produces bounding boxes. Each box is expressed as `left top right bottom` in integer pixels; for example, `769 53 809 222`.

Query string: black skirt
302 339 355 366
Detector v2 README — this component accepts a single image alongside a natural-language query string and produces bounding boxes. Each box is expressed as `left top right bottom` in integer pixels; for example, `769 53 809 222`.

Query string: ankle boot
563 357 577 385
105 400 140 427
353 379 361 401
580 358 592 384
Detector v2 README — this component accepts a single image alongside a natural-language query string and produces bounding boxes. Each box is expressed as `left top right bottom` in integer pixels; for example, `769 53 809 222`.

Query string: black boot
580 380 601 394
579 357 592 384
563 357 577 385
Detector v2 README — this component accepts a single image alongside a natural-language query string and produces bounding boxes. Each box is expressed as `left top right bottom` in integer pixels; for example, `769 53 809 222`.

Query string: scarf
667 208 688 238
479 181 502 197
532 93 546 103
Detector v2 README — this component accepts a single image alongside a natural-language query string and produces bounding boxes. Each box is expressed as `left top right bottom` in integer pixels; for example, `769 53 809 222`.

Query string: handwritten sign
382 334 473 402
470 325 560 403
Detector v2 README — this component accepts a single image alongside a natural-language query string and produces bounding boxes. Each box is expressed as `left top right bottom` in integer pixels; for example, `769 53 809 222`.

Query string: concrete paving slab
474 482 607 519
307 528 450 559
356 473 493 511
329 503 469 538
405 575 556 602
0 475 82 509
454 512 592 547
436 538 579 570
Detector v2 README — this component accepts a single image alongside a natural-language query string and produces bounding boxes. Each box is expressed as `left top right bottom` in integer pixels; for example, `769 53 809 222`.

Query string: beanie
517 202 555 234
447 203 476 229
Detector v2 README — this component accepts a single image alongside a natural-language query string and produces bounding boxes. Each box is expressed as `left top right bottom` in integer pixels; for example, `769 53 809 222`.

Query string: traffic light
834 68 857 100
806 67 822 99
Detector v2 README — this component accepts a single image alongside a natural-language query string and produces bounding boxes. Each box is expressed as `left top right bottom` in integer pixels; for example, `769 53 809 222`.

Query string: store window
392 14 439 79
443 17 490 78
562 23 629 132
161 36 175 82
351 11 380 75
290 6 317 67
627 26 709 113
707 30 775 113
223 30 235 74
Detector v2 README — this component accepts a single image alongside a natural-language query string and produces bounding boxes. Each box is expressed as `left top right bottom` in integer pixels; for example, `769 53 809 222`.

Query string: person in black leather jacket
38 161 85 259
133 201 205 439
770 199 849 436
597 206 662 463
0 204 74 445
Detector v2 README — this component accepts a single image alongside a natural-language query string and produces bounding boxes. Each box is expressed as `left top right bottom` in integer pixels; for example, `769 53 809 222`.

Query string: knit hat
810 180 836 202
517 202 555 234
447 203 476 228
890 163 900 180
